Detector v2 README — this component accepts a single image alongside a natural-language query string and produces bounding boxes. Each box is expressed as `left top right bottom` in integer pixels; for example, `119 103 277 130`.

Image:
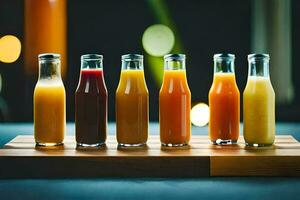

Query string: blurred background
0 0 299 124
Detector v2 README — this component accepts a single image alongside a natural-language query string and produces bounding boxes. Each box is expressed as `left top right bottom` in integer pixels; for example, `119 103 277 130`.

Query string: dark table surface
0 122 300 200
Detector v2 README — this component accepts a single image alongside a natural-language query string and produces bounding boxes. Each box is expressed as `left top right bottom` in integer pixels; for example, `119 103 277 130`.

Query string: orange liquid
34 80 66 144
116 70 148 145
159 70 191 145
24 0 67 77
209 73 240 142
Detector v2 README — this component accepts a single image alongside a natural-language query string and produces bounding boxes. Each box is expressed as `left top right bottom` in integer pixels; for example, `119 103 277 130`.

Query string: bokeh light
0 35 22 63
142 24 175 57
191 103 210 127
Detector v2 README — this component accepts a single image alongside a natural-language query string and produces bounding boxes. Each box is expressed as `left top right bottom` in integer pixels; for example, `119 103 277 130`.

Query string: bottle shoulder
75 78 107 95
160 81 191 95
209 80 240 94
116 74 148 94
244 77 274 90
35 78 65 88
116 83 148 95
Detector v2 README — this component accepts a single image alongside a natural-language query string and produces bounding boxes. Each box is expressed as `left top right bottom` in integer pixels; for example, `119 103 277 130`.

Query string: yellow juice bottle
34 54 66 146
116 54 148 148
243 54 275 146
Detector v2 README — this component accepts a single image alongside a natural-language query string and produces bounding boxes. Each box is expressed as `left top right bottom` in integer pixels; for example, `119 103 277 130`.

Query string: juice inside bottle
243 54 275 146
209 53 240 145
34 53 66 146
159 54 191 147
75 54 107 148
116 54 148 147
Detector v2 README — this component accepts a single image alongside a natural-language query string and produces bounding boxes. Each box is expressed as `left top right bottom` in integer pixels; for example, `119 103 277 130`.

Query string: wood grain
0 135 300 178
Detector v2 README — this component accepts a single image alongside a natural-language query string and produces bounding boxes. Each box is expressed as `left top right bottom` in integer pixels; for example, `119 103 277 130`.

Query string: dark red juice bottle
75 54 107 149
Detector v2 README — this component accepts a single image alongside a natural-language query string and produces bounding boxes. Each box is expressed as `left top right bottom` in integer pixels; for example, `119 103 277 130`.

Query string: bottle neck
81 60 103 70
121 54 143 70
81 54 103 70
164 54 186 70
248 57 270 77
38 58 62 80
213 56 235 74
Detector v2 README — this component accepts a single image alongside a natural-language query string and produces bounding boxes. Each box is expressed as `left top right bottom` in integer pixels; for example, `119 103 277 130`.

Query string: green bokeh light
142 24 175 57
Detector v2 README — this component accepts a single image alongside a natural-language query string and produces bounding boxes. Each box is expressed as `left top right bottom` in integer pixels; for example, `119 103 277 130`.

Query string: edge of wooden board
0 156 210 178
210 155 300 176
1 135 300 178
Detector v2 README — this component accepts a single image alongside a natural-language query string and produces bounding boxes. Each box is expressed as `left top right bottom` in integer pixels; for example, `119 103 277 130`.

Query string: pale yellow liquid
243 76 275 146
34 80 66 145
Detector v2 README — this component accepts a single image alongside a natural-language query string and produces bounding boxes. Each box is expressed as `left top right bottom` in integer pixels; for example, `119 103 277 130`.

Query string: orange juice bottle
243 54 275 146
209 53 240 145
34 54 66 146
116 54 149 148
159 54 191 147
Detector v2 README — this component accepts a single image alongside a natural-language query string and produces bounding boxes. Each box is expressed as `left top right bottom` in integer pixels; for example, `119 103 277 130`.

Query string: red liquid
75 69 107 145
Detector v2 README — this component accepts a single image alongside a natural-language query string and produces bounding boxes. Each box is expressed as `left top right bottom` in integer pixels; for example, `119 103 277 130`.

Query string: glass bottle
116 54 149 148
34 53 66 147
243 54 275 147
75 54 107 149
209 53 240 145
159 54 191 147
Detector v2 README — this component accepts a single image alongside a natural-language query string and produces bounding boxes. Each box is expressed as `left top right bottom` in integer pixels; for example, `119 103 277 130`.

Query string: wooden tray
0 135 300 178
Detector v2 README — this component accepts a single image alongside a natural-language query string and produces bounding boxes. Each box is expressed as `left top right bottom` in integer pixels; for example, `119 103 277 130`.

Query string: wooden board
0 135 300 178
